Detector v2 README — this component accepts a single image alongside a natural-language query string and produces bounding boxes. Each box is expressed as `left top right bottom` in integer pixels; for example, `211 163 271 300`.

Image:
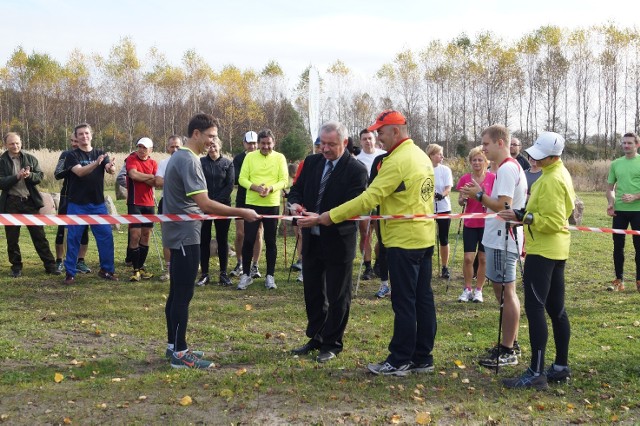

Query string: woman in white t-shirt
426 144 453 279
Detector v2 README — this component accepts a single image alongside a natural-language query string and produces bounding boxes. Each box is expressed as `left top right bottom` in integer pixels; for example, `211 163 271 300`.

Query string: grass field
0 191 638 424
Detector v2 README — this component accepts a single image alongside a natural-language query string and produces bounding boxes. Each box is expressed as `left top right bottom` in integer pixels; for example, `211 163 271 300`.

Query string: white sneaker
472 289 484 303
159 271 170 282
458 288 473 302
296 272 303 282
237 274 253 290
265 274 277 289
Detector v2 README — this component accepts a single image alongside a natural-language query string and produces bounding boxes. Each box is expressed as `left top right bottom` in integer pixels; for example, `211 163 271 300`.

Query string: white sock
167 344 174 350
553 364 568 371
381 280 389 286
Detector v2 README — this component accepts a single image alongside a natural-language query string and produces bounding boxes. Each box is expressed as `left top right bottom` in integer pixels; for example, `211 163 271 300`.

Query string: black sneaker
219 272 232 287
373 262 381 278
367 361 412 376
290 259 302 271
513 340 522 356
361 266 375 280
409 361 435 374
98 269 119 281
479 344 518 368
250 264 261 279
196 274 209 287
502 368 548 390
545 364 571 383
441 266 450 279
229 263 242 277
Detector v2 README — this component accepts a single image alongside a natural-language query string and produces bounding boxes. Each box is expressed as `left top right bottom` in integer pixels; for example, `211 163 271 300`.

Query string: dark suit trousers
302 234 353 353
4 195 56 272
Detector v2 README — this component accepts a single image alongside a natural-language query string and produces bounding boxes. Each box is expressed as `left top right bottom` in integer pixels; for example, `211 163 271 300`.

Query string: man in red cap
299 110 437 376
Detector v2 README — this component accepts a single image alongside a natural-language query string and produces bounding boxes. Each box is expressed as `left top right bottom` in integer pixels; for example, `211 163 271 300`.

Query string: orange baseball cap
367 110 407 131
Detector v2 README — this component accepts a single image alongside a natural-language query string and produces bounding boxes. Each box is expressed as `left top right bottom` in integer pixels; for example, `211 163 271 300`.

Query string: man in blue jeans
302 110 437 376
62 123 118 284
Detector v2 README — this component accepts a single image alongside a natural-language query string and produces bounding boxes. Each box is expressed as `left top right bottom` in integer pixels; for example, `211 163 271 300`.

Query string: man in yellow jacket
300 110 437 376
500 131 575 389
237 129 289 290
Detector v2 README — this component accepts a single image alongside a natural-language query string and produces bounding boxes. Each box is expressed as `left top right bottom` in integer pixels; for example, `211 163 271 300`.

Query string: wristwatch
475 191 484 202
523 213 534 225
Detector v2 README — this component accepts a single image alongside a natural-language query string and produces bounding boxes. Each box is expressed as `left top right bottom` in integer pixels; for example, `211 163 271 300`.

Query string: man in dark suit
288 121 368 363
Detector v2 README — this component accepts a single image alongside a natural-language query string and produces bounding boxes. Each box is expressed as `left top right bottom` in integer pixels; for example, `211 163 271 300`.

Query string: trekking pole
446 199 466 293
287 231 300 284
511 224 524 281
354 216 372 297
496 202 510 374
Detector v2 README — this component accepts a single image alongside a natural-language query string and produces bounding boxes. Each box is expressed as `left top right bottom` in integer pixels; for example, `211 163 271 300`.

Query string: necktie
315 161 333 213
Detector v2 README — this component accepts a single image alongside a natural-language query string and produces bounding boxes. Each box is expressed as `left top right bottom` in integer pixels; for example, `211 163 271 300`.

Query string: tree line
1 23 639 160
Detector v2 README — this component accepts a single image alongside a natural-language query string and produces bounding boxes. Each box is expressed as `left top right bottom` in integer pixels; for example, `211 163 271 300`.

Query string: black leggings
436 214 451 246
523 255 570 373
165 244 199 351
242 205 279 276
612 210 640 280
200 219 231 274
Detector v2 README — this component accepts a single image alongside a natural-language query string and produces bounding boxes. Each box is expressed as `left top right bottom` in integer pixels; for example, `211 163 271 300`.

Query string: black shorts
128 204 155 228
463 226 485 253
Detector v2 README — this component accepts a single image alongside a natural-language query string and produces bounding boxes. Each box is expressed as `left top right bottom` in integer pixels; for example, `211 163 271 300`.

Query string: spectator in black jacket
197 138 235 286
0 132 59 277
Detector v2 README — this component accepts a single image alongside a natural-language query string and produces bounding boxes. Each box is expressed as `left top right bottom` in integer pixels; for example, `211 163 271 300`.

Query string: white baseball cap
244 131 258 143
136 137 153 149
525 132 565 160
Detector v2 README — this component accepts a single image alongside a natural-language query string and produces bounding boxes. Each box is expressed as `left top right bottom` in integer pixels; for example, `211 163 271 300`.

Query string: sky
1 0 637 86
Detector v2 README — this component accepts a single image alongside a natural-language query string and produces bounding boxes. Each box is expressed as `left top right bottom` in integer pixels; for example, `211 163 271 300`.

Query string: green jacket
330 139 436 249
0 150 45 211
525 159 576 260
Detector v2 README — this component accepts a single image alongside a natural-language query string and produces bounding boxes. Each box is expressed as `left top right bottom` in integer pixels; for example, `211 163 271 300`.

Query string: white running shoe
237 274 253 290
265 274 277 289
458 288 473 302
472 289 484 303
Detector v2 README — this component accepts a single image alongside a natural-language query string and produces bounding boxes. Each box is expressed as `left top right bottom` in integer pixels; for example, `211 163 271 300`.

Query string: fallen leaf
245 304 253 311
416 411 431 424
219 389 233 398
98 403 107 409
63 418 72 424
54 373 64 383
454 359 466 369
94 329 101 336
235 368 247 376
567 403 575 409
277 332 286 340
110 333 117 338
390 414 402 424
111 378 123 382
265 332 272 339
451 372 458 379
536 403 545 411
179 395 192 406
138 396 147 401
461 378 470 384
600 346 611 351
633 320 640 327
611 415 619 422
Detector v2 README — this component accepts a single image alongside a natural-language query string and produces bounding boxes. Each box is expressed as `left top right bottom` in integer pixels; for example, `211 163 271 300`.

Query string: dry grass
18 149 616 193
28 149 171 192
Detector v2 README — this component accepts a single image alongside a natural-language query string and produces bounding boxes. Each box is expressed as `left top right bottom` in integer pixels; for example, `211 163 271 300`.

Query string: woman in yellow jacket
500 132 576 390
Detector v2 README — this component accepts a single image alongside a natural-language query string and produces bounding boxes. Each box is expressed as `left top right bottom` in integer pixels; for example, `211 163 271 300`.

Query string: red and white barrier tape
1 213 639 236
